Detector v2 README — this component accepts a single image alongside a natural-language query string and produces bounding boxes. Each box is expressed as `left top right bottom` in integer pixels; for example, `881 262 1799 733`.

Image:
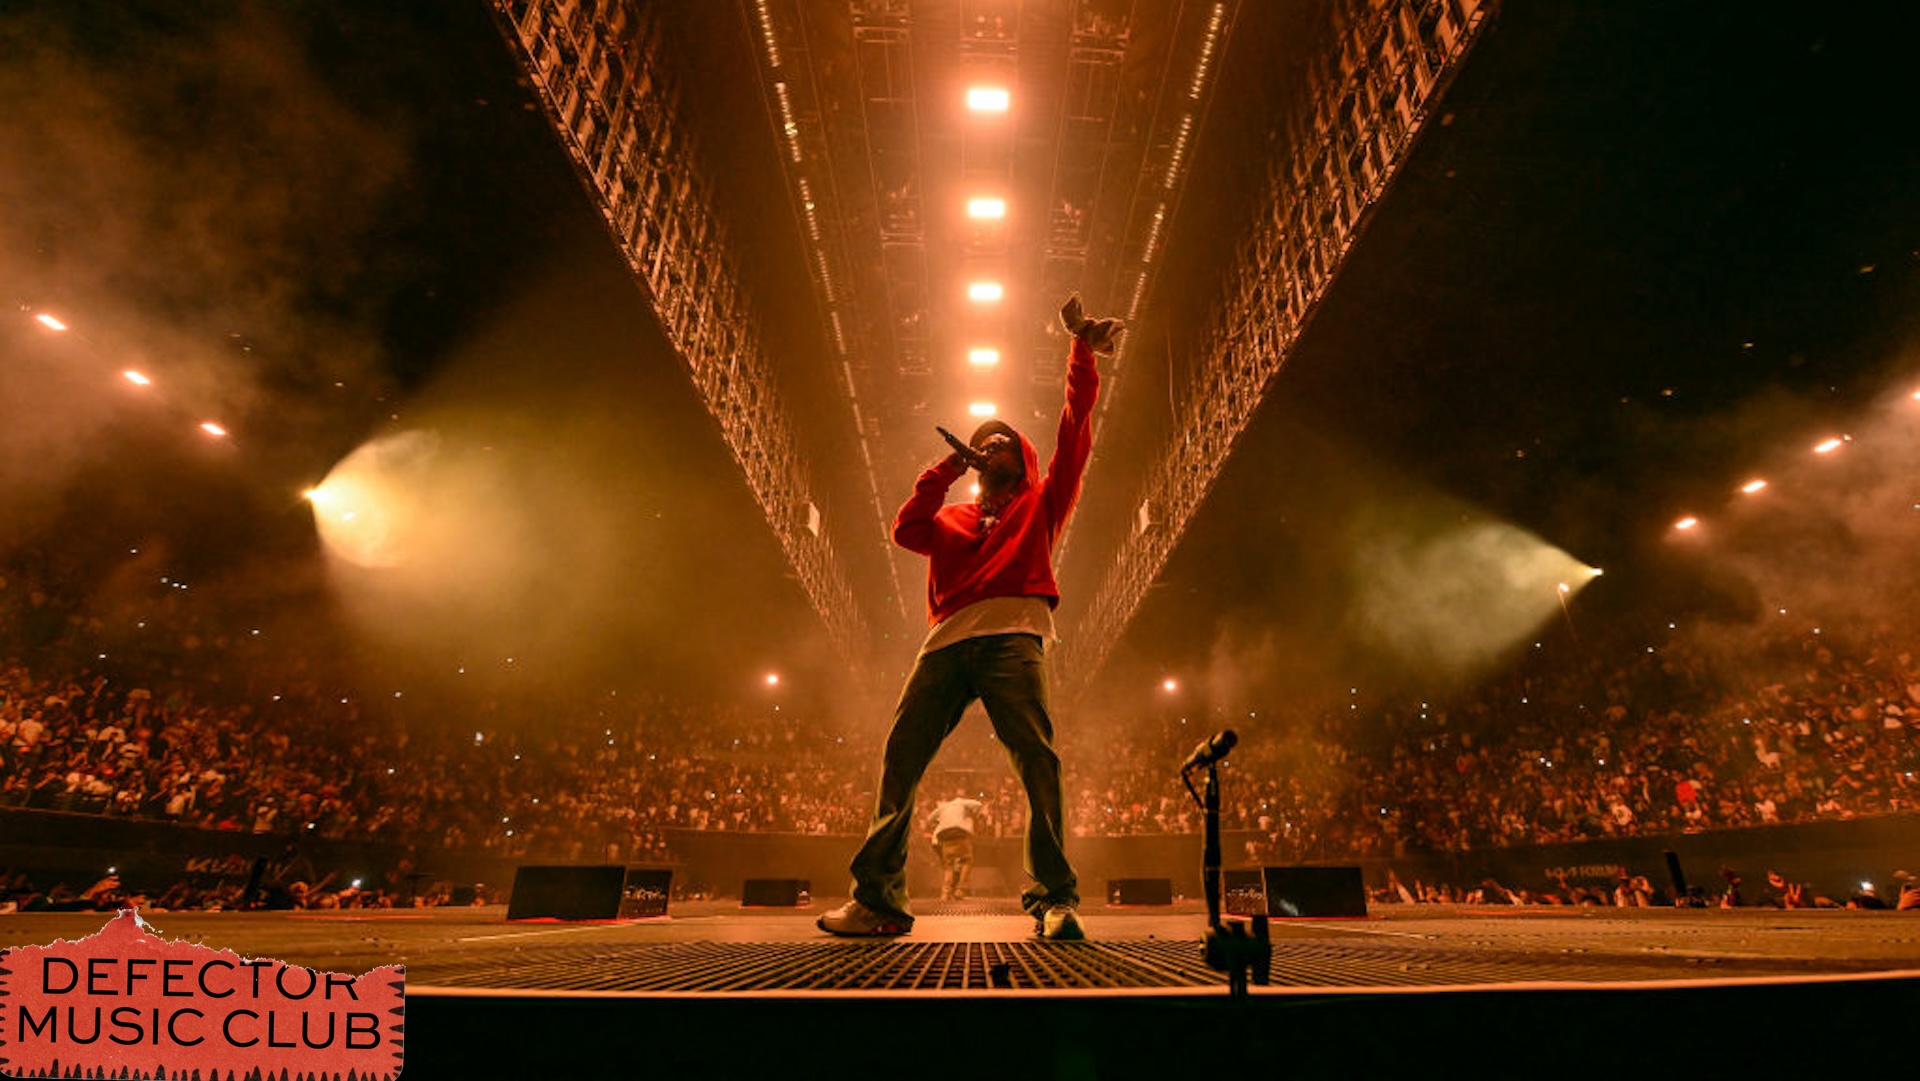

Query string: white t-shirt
927 797 984 836
918 595 1055 657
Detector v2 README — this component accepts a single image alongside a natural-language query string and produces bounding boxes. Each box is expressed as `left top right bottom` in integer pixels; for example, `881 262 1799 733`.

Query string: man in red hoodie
820 295 1122 940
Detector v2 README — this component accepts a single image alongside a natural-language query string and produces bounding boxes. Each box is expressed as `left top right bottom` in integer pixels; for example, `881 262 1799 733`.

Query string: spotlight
966 197 1006 220
968 348 1000 366
966 87 1010 113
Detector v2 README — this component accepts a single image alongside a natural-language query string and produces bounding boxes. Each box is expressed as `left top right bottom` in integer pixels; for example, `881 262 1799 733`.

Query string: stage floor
6 899 1918 995
11 902 1918 1075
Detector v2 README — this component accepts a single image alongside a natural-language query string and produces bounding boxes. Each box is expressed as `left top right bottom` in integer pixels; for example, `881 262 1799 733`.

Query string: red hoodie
892 338 1100 625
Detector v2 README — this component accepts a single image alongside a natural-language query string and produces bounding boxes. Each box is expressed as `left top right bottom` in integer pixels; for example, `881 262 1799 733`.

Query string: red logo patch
2 908 404 1079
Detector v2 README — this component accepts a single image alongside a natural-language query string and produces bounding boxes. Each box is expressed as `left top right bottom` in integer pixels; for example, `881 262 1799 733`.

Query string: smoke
310 379 673 678
1118 366 1920 724
311 406 670 701
316 420 635 686
297 252 844 716
1346 508 1594 680
0 3 409 553
1176 503 1593 714
1673 371 1920 660
0 3 849 719
1195 622 1359 722
1098 417 1599 722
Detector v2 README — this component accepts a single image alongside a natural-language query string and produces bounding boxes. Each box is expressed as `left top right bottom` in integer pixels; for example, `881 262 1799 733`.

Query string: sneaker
1037 903 1085 941
817 900 912 937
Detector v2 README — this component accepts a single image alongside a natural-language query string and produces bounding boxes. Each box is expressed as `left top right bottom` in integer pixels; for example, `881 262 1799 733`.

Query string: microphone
937 426 989 470
1180 729 1237 773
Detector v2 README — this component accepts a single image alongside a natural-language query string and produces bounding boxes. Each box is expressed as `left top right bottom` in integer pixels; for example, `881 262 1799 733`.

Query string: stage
5 900 1916 1075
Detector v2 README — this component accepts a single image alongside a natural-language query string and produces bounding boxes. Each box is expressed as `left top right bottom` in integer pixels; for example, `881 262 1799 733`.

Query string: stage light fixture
966 87 1010 113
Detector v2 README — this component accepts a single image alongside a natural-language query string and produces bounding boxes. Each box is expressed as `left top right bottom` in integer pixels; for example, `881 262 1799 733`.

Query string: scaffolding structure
491 0 872 666
737 0 1242 627
1047 0 1242 576
1070 1 1238 376
1020 1 1144 395
742 0 912 621
1066 0 1493 684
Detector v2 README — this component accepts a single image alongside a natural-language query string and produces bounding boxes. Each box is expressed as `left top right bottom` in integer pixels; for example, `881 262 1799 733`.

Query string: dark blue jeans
849 633 1078 919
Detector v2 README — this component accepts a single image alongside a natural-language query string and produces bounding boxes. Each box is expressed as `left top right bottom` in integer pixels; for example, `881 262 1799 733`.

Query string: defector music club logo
1 908 404 1080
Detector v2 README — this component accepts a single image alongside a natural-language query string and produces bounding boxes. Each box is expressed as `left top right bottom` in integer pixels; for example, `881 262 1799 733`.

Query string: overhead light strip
753 0 782 69
1189 4 1226 100
774 82 802 163
1164 114 1194 189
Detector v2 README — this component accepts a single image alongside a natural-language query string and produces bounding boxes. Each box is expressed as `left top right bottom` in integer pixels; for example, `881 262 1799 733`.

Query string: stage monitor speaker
741 878 811 907
1106 878 1174 906
1224 865 1366 918
507 865 672 920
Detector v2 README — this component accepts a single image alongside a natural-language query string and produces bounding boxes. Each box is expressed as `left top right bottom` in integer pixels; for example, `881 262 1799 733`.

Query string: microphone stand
1198 760 1223 929
1183 760 1270 999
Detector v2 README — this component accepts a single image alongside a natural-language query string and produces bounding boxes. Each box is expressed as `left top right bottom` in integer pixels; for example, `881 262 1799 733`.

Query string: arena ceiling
3 1 1914 713
494 0 1919 701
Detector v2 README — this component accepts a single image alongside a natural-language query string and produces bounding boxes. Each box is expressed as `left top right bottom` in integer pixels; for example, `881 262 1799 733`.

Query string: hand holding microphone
937 426 990 471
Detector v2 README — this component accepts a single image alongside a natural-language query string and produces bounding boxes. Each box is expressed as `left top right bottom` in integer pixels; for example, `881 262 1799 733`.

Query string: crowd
1064 623 1920 863
5 571 1920 911
0 658 877 862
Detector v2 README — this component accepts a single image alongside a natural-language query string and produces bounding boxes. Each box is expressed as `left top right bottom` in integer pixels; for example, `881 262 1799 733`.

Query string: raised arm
1041 295 1121 529
1042 337 1100 528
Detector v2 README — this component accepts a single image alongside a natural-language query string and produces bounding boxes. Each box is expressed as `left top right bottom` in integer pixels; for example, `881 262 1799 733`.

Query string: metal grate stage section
912 899 1028 917
415 937 1902 994
423 940 1210 993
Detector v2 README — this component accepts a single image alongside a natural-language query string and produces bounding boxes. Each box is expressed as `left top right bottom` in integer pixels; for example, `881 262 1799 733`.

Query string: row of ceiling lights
29 311 233 440
1668 416 1919 535
961 84 1010 421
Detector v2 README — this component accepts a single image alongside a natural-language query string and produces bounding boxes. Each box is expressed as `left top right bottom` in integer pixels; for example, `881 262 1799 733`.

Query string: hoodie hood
969 419 1039 491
